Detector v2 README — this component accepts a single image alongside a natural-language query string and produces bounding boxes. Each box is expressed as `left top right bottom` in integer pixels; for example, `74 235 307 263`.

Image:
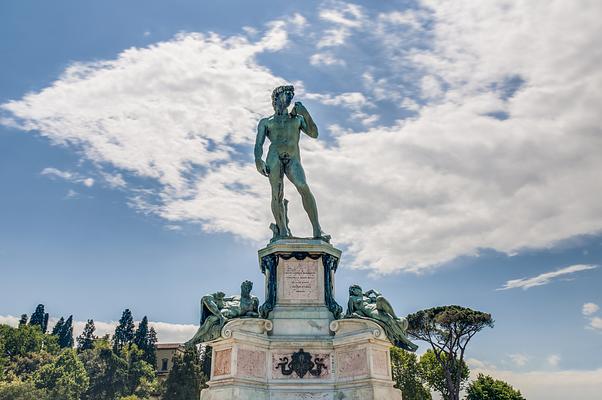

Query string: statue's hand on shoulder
291 101 307 116
256 159 269 177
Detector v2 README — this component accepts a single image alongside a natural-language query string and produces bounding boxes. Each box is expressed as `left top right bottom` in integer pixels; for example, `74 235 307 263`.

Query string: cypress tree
77 319 97 351
133 316 149 351
29 304 49 333
52 317 65 335
145 326 158 365
58 315 74 348
18 314 28 327
113 309 135 352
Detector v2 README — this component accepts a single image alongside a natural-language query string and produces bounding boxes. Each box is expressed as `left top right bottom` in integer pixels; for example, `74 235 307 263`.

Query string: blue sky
1 1 601 398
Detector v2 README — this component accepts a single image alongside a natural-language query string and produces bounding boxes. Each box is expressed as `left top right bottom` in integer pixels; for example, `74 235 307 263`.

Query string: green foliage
79 340 129 400
121 344 159 397
390 347 432 400
162 346 206 400
466 374 525 400
78 339 159 400
1 350 55 383
33 349 89 400
0 324 59 360
407 306 493 400
418 350 469 400
113 309 135 352
132 316 157 366
0 380 50 400
77 320 97 351
28 305 49 334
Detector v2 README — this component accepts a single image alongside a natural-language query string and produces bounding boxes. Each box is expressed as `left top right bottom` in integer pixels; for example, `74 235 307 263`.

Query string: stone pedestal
200 239 402 400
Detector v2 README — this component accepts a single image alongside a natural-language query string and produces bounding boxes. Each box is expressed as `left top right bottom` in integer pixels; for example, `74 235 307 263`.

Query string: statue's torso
266 114 301 158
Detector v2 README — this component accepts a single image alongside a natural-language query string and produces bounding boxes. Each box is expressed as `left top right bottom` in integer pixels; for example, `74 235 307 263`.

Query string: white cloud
589 317 602 331
316 2 364 48
378 10 422 30
101 172 126 188
0 315 197 344
305 91 369 110
467 359 602 400
317 28 350 48
0 315 19 326
582 302 600 316
3 1 602 273
497 265 597 291
319 4 363 28
290 13 307 28
547 354 561 367
508 353 529 367
309 52 346 66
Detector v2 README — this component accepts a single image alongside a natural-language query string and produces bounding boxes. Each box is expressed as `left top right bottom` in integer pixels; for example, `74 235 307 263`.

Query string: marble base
200 318 401 400
200 239 401 400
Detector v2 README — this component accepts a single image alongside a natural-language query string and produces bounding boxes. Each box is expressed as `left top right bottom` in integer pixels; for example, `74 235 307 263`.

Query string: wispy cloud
508 353 529 367
497 265 598 291
309 52 346 67
41 167 94 187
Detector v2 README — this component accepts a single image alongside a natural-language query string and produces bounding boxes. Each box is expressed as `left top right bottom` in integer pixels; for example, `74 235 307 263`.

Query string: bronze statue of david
254 85 329 242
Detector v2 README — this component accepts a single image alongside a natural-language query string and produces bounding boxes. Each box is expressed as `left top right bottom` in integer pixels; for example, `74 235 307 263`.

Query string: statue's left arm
293 102 318 138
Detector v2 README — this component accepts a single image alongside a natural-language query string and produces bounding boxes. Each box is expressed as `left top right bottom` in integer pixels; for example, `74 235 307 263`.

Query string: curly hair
271 85 294 111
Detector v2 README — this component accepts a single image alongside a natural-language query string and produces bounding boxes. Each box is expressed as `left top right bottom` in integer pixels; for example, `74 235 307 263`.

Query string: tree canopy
407 305 493 400
466 374 525 400
1 306 161 400
390 347 432 400
162 346 206 400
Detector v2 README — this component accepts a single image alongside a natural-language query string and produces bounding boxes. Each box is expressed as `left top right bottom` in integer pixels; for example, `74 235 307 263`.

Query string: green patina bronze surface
254 85 330 243
345 284 418 351
186 280 259 346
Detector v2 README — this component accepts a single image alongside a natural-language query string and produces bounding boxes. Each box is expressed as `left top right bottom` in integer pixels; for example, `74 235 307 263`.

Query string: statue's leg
376 296 399 319
185 315 219 346
267 158 289 237
285 159 324 238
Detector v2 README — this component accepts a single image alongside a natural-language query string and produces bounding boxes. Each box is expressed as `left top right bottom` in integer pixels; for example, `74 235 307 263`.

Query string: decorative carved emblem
275 348 328 378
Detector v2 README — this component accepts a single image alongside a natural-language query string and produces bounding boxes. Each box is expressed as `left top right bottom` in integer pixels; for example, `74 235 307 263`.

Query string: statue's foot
314 231 331 243
269 223 292 243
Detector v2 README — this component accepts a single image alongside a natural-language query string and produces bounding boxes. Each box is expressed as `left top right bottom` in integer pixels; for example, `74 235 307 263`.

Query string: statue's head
271 85 295 112
241 280 253 296
214 291 225 300
349 284 362 296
